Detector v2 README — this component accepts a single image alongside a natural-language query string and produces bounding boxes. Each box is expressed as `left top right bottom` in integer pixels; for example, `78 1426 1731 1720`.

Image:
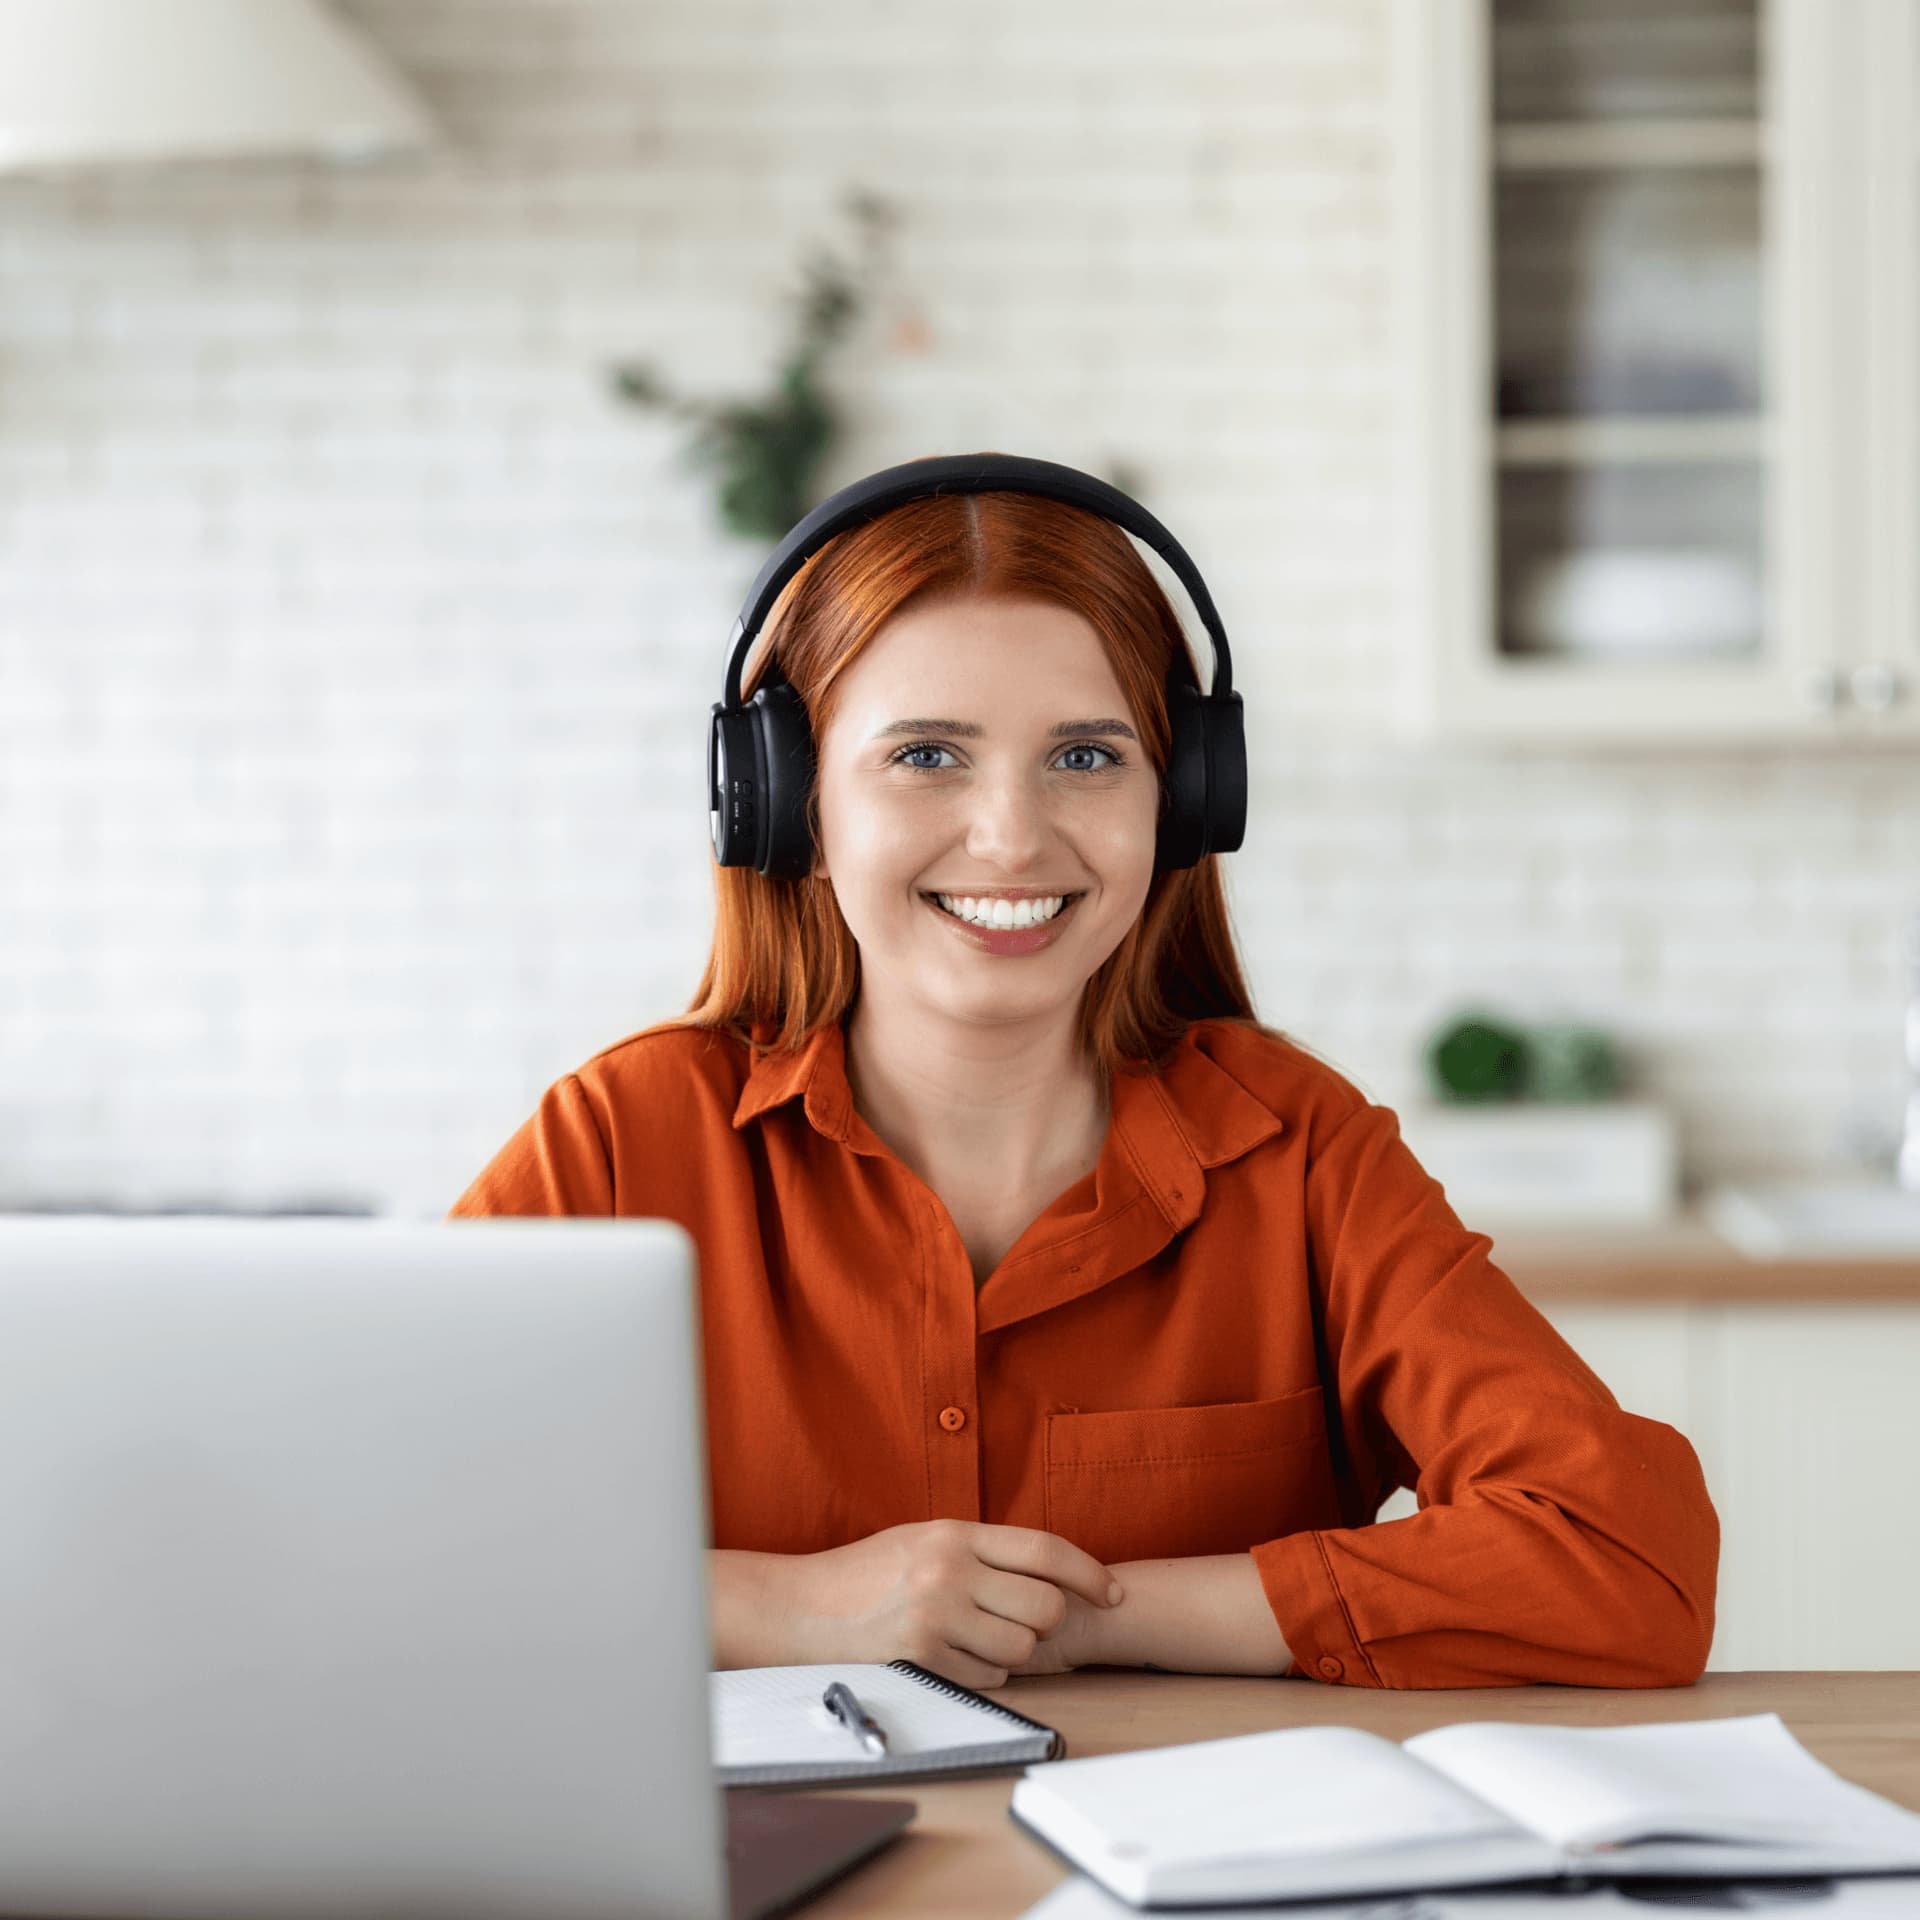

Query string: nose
960 766 1054 874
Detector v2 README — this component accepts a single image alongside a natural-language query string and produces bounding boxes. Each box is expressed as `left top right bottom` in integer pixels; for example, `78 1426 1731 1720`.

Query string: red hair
680 462 1286 1075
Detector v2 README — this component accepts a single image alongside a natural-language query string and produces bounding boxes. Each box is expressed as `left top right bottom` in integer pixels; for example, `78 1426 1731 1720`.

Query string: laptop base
724 1790 916 1920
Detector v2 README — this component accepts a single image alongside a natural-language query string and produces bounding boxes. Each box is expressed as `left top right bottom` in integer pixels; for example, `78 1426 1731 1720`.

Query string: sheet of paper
711 1663 1030 1770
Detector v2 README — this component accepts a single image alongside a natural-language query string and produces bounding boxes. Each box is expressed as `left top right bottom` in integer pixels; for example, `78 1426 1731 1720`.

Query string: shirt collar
730 1018 857 1140
1108 1022 1286 1232
731 1014 1285 1222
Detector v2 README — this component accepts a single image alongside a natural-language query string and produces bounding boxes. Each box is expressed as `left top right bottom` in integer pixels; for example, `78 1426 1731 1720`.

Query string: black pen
822 1679 888 1757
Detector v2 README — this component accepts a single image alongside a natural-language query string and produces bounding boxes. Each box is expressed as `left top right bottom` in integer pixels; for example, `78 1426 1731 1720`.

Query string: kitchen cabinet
1392 0 1920 743
1541 1302 1920 1671
1698 1305 1920 1670
1859 0 1920 741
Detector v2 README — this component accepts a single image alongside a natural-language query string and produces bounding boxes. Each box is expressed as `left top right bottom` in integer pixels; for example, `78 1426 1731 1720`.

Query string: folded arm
1252 1099 1719 1688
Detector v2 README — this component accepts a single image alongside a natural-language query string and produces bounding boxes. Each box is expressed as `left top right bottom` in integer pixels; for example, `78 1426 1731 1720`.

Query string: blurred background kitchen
3 1 1918 1668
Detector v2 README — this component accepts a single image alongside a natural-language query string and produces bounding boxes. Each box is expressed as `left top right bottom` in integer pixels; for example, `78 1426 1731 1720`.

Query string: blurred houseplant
1425 1009 1619 1104
608 188 905 541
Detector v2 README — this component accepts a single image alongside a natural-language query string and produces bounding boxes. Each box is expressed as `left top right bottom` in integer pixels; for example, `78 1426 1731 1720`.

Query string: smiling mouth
921 891 1085 931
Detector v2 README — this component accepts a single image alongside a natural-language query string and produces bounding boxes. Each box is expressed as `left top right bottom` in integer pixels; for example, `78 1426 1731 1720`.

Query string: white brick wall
0 0 1912 1219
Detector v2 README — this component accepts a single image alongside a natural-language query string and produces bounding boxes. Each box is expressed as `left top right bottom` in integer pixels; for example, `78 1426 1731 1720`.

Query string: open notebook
713 1660 1064 1787
1022 1870 1920 1920
1008 1712 1920 1907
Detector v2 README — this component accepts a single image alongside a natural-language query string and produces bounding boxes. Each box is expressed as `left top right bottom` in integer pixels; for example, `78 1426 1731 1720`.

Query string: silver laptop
0 1216 911 1920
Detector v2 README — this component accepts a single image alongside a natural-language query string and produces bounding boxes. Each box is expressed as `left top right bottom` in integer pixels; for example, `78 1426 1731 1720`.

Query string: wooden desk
800 1669 1920 1919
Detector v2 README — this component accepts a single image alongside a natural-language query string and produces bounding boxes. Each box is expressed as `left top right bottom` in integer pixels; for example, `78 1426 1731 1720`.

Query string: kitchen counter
1484 1205 1920 1302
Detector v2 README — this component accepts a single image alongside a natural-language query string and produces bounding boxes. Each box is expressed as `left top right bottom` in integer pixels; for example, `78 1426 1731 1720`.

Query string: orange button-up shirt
449 1015 1718 1689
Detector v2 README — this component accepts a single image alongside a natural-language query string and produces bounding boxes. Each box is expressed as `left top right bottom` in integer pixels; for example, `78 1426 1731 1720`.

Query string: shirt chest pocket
1042 1384 1339 1565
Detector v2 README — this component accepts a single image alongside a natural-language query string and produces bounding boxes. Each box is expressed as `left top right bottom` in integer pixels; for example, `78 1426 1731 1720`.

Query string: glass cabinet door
1858 0 1920 739
1397 0 1865 740
1487 0 1770 671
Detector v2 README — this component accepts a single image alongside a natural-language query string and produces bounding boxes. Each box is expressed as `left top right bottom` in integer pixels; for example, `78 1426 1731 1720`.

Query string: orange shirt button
938 1405 967 1432
1317 1656 1344 1680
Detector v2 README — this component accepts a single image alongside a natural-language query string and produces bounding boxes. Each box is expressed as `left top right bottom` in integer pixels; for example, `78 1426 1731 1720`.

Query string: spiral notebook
712 1660 1065 1787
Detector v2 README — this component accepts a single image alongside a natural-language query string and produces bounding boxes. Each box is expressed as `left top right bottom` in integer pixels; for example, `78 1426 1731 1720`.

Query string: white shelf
1494 117 1766 171
1495 416 1768 465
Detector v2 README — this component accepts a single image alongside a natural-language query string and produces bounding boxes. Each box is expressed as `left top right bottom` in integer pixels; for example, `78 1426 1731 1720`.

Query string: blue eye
887 741 1126 774
893 743 957 772
1056 743 1121 772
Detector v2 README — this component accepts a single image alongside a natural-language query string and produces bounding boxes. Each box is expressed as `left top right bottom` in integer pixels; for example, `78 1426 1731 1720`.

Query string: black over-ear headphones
707 451 1247 879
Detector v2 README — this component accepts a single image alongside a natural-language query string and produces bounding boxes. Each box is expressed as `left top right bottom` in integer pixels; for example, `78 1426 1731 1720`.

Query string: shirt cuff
1249 1530 1380 1687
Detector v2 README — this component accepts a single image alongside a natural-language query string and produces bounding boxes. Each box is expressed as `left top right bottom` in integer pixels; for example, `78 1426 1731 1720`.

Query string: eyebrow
870 717 1138 741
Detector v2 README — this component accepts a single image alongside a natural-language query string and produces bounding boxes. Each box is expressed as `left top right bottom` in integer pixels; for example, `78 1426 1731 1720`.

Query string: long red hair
680 468 1285 1075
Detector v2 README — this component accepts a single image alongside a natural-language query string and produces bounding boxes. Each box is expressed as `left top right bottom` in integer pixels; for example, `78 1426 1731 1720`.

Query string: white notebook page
1014 1725 1525 1866
712 1663 1035 1771
1404 1712 1920 1852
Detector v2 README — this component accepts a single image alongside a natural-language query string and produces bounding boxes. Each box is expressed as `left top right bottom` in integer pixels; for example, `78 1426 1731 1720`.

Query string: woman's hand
715 1521 1124 1689
1007 1586 1106 1675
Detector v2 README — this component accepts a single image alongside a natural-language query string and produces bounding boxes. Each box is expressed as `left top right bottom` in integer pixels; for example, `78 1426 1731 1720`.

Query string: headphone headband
721 452 1235 708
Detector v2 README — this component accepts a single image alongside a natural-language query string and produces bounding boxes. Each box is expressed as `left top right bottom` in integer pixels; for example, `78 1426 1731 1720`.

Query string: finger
972 1566 1071 1637
915 1643 1012 1691
950 1605 1042 1674
971 1523 1122 1607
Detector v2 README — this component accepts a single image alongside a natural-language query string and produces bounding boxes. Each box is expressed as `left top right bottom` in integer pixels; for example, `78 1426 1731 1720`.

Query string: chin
928 973 1087 1023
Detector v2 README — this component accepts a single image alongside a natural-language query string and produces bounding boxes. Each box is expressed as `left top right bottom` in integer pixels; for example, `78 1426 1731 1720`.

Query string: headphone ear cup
1155 683 1247 870
1201 688 1247 856
708 702 760 868
747 679 818 879
1155 678 1211 871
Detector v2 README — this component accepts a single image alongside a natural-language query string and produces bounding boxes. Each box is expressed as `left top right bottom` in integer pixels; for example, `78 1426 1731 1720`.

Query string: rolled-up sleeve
1249 1099 1719 1688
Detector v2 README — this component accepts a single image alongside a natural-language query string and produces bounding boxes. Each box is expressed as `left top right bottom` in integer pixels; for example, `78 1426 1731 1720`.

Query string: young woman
451 458 1719 1693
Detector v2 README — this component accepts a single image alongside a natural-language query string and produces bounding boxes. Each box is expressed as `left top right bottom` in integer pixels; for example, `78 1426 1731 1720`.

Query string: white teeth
934 893 1069 928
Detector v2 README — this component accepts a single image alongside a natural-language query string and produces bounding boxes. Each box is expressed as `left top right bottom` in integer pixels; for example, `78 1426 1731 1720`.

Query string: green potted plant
608 188 903 540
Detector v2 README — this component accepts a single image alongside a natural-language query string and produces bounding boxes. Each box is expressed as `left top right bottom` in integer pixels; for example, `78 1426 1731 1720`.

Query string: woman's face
810 593 1160 1031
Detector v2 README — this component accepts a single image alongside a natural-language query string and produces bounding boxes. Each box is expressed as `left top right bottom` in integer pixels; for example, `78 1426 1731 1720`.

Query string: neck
843 984 1108 1195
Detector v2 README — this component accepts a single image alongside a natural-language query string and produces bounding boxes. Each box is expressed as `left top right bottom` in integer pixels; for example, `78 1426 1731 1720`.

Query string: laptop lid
0 1215 724 1920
